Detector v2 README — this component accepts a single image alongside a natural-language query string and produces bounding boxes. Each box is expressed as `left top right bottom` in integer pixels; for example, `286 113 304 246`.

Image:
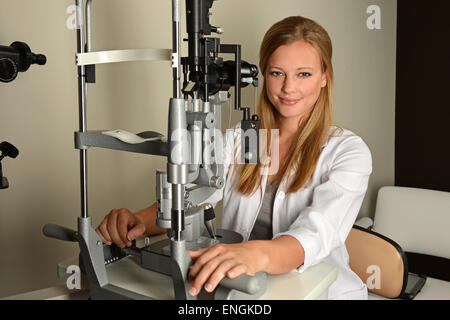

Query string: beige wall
0 0 396 297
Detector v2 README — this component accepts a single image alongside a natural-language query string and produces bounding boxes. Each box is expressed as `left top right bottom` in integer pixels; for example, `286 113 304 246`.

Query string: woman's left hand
187 241 269 296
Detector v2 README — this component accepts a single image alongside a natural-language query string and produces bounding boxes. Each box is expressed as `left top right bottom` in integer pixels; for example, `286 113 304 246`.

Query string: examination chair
346 186 450 300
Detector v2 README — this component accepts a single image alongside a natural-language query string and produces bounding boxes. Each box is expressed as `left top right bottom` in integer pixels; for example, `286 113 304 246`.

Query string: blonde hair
236 16 334 195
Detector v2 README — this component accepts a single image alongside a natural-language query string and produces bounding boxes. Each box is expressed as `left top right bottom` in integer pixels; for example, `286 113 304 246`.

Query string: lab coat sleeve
273 135 372 272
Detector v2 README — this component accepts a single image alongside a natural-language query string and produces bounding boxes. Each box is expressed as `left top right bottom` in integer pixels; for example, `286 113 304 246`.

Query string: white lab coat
202 124 372 300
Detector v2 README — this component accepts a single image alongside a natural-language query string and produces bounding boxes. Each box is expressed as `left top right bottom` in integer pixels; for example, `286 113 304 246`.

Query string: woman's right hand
95 208 146 248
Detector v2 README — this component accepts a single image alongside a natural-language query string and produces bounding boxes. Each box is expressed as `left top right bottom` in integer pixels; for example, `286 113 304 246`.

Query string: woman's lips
279 97 300 105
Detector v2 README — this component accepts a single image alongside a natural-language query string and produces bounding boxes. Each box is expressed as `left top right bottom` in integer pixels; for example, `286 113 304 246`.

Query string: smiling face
265 40 327 126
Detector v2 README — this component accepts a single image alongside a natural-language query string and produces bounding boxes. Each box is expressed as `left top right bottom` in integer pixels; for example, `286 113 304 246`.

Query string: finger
127 219 145 242
226 264 248 279
107 211 125 247
117 210 131 245
189 245 225 280
97 217 112 244
203 259 239 293
189 252 229 296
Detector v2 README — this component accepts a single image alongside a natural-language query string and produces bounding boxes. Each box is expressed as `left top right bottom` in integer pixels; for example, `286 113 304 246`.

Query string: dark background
396 0 450 192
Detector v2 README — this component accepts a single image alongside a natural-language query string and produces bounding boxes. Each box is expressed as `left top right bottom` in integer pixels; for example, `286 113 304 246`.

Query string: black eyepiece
0 41 46 83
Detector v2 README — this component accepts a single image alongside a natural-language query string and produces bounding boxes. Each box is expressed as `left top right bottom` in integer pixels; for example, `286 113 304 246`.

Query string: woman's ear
321 71 328 88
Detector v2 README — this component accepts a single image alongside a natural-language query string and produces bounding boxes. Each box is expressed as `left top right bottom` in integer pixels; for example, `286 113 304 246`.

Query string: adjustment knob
203 203 215 222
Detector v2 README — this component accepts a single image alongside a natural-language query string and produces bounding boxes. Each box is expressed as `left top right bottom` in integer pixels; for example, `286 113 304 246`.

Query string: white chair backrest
373 186 450 259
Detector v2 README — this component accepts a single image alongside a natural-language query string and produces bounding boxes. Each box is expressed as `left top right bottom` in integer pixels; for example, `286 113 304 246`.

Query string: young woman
96 16 372 300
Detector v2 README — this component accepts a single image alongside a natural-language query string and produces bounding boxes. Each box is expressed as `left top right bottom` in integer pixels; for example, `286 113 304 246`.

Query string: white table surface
4 255 337 300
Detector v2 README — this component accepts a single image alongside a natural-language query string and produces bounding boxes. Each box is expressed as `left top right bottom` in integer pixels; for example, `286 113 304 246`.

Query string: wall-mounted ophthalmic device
1 41 45 189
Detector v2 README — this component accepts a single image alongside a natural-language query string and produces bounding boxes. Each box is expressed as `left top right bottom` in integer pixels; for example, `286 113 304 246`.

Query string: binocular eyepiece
207 60 258 95
185 59 259 98
0 41 46 83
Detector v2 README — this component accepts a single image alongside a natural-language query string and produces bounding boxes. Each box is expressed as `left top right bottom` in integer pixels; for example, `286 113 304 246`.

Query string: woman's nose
282 76 296 94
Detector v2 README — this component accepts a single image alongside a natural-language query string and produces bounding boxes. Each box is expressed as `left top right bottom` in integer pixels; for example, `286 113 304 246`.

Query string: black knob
0 141 19 160
204 204 216 221
32 53 46 66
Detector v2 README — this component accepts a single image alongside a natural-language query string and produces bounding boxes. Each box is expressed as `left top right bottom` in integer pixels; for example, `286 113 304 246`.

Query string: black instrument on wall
1 41 45 188
0 41 46 83
0 141 19 189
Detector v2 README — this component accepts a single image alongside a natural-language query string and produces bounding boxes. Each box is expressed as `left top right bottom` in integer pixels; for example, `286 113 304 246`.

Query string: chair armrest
354 217 374 229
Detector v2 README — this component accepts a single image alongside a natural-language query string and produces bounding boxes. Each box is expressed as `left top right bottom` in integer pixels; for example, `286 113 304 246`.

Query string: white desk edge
3 256 337 300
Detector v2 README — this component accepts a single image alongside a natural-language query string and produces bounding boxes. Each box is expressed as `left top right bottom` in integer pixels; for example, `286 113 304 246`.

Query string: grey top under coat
249 180 280 241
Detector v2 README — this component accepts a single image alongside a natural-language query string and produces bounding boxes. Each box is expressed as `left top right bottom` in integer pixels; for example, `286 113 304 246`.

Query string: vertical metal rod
235 45 241 111
172 0 182 98
76 0 88 218
86 0 93 52
171 0 184 241
203 38 209 102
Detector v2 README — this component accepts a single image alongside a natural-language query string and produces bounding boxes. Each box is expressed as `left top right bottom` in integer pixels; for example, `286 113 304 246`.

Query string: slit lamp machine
43 0 267 300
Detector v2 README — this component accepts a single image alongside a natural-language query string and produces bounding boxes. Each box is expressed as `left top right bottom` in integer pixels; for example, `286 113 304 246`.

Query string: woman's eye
299 72 312 78
270 71 283 77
